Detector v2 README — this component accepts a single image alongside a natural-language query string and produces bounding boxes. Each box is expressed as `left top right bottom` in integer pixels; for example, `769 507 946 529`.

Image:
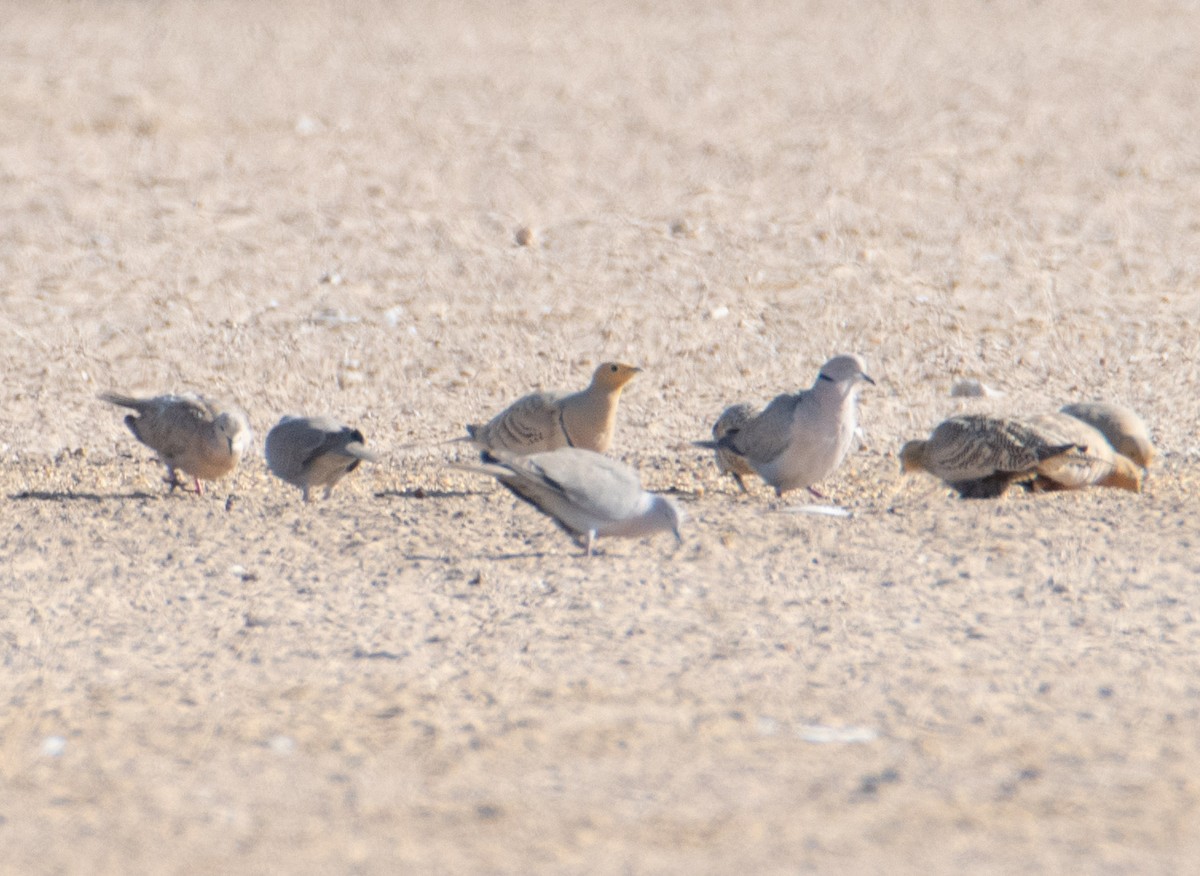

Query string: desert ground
2 1 1199 873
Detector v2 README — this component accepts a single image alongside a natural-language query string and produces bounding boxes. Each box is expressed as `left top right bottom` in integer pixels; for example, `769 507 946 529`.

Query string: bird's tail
447 459 510 479
344 442 381 463
434 430 481 447
98 391 141 410
1036 442 1081 463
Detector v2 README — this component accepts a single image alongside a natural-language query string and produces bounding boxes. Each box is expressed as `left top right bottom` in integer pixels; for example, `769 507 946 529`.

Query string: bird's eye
610 364 618 372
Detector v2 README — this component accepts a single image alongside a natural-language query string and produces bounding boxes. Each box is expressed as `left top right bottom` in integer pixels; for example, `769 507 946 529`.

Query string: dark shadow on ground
9 489 160 502
374 488 488 500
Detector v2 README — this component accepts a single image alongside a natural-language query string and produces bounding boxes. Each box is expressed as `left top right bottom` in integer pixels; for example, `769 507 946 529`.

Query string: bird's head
898 440 926 473
592 362 642 392
217 411 253 457
653 494 685 545
817 354 875 392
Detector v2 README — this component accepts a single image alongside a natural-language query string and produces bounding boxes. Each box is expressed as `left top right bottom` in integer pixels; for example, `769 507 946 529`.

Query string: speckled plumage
466 362 640 455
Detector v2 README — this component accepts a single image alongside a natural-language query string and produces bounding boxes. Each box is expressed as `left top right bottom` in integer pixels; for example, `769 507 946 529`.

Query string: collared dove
466 362 640 455
1060 402 1155 468
695 354 874 497
1024 412 1142 492
899 414 1082 498
709 403 758 492
265 415 380 502
99 391 251 494
456 446 682 556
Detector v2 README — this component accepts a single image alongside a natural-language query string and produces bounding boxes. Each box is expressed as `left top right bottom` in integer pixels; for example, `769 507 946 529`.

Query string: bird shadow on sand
401 550 551 562
374 488 489 500
656 487 704 501
9 489 161 503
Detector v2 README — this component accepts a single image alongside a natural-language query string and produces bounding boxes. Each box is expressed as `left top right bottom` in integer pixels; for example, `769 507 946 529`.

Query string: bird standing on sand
466 362 640 455
265 415 380 502
100 391 251 494
455 446 683 556
709 403 759 492
695 354 874 498
899 414 1080 499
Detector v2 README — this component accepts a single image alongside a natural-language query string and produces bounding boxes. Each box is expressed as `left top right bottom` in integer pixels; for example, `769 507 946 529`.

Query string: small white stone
798 724 878 744
41 735 67 757
783 504 851 517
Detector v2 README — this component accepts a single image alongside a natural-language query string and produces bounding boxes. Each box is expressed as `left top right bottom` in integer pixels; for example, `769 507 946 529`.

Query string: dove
898 414 1081 499
99 391 251 494
466 362 640 455
709 403 758 492
455 446 682 556
1060 402 1155 468
1024 412 1142 492
695 355 874 497
265 415 380 502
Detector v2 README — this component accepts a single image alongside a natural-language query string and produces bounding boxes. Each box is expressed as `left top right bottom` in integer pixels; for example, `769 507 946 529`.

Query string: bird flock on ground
98 355 1156 556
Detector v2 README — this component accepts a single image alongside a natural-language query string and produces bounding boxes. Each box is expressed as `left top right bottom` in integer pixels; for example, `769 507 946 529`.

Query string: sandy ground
3 1 1200 872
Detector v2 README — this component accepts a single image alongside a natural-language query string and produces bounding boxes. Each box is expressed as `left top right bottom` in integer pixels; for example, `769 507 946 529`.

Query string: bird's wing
729 393 797 464
470 391 565 452
924 416 1050 481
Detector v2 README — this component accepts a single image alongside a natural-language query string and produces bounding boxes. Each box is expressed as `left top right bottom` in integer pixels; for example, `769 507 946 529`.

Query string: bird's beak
862 373 876 386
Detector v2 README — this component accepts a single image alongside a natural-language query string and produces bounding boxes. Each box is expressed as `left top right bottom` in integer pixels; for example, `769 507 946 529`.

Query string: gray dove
265 415 380 502
457 446 682 556
695 354 874 497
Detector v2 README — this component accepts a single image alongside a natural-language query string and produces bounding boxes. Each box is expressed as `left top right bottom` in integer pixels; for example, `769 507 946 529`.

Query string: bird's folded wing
470 392 565 450
730 394 797 464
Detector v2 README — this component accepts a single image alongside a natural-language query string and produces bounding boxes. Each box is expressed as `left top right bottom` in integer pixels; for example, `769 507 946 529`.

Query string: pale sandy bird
466 362 640 455
1060 402 1156 468
899 414 1081 499
100 391 251 494
709 403 758 492
1024 412 1142 492
265 415 380 502
456 447 683 556
695 354 874 498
